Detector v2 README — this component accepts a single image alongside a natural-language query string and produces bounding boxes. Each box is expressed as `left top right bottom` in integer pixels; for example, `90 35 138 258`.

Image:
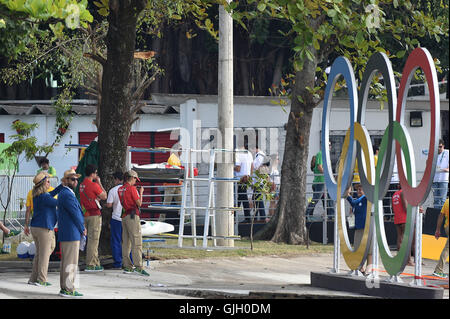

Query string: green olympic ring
374 121 417 276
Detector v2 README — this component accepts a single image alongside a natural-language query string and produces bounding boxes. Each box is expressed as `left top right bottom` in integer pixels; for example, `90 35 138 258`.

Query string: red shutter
78 131 178 217
153 132 179 163
78 131 178 164
128 132 151 165
78 132 152 165
78 132 98 162
0 133 4 143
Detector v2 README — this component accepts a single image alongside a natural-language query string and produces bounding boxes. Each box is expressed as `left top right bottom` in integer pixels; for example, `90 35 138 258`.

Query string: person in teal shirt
37 158 56 177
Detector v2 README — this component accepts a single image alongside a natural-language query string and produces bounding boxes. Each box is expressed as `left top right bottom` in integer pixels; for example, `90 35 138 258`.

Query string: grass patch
0 238 334 262
146 238 333 260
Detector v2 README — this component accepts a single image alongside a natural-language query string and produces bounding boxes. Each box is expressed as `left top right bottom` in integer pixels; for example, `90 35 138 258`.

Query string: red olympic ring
395 48 440 206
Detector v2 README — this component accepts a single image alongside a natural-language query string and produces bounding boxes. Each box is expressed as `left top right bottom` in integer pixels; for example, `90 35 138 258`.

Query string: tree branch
132 74 152 100
131 70 161 108
83 52 107 66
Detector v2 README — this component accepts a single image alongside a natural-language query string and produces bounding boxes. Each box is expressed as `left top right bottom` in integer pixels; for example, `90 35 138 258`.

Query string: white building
0 93 448 179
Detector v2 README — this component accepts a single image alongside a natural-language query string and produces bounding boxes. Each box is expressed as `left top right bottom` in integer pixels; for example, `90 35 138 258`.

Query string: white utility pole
217 1 234 247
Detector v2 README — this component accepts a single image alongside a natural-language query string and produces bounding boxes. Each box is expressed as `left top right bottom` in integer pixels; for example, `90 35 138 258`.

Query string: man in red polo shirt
79 164 106 272
118 170 149 276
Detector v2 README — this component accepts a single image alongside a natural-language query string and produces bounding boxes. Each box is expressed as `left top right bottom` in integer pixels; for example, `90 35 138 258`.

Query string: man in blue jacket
57 169 86 298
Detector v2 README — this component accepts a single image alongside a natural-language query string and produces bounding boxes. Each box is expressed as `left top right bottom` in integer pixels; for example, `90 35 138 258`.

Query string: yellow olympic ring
337 122 374 270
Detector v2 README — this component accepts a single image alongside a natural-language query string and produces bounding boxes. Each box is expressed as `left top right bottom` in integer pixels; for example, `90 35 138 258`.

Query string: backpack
310 155 316 172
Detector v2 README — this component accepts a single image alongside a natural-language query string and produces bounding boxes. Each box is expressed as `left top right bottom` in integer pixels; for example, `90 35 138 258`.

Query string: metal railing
1 170 444 237
138 170 443 226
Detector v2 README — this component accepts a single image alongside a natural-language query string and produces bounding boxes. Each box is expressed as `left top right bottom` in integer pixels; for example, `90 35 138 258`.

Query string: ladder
178 148 242 248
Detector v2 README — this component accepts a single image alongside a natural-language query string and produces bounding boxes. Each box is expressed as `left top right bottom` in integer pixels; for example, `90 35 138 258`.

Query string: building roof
0 93 448 115
0 99 179 116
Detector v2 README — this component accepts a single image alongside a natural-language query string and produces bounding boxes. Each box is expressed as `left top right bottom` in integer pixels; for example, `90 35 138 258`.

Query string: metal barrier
1 170 442 241
139 171 440 225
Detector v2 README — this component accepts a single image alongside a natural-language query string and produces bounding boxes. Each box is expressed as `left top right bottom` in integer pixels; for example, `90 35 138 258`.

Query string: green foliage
0 120 55 231
0 0 93 63
135 0 213 39
0 24 88 149
245 169 274 203
93 0 109 17
0 120 49 172
229 0 448 104
0 15 40 60
0 0 93 27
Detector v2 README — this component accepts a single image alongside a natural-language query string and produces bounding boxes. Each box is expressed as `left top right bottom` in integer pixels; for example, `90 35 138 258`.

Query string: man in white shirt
234 146 253 222
253 147 266 171
433 139 449 209
106 171 124 269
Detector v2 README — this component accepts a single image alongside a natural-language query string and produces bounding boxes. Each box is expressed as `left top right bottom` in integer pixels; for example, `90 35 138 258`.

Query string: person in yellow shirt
373 145 379 169
24 184 56 236
160 148 182 221
353 145 379 186
433 198 449 278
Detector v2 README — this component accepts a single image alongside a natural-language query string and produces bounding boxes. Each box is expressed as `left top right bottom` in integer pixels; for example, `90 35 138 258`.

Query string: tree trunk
97 0 146 256
254 46 318 245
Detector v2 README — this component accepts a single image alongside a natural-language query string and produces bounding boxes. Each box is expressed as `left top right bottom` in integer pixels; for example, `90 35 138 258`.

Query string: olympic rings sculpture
321 47 440 277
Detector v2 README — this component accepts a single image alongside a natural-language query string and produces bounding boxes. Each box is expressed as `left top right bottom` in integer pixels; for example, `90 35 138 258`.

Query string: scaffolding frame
178 148 243 248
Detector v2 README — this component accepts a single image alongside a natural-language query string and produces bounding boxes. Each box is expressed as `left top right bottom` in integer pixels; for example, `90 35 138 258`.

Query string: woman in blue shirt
28 172 63 286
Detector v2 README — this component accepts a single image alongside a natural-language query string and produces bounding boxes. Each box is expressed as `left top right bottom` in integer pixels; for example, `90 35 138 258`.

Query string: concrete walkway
0 253 447 299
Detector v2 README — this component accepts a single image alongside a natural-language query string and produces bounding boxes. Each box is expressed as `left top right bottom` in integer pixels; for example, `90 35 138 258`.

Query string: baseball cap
127 169 140 182
62 168 82 181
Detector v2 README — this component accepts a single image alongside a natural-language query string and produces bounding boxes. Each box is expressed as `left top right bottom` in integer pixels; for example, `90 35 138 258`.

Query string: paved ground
0 253 447 300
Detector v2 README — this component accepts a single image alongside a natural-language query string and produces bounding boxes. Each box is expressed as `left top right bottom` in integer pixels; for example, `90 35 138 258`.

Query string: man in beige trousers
79 164 106 272
57 169 86 298
118 170 149 276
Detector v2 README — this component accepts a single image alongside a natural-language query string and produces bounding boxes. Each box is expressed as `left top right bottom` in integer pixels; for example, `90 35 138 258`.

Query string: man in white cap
57 169 86 298
117 170 149 276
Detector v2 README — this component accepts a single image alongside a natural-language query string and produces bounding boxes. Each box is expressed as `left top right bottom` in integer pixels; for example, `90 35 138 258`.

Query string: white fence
0 171 439 226
0 175 59 220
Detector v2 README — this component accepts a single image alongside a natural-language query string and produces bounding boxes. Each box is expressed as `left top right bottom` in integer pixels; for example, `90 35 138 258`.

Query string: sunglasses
70 177 78 182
